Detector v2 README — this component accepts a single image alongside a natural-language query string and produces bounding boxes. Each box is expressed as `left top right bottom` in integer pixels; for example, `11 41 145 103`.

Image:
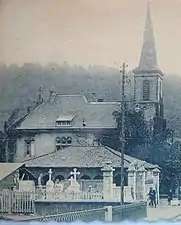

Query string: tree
110 107 150 155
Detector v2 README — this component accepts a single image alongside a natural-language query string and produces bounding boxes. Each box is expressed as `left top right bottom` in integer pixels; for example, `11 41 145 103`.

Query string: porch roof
0 163 25 181
23 146 156 169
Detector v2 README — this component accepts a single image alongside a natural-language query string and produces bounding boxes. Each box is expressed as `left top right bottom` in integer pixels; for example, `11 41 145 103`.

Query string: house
5 3 162 191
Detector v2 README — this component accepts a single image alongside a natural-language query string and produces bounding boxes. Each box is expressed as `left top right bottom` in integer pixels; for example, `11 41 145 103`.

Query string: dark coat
148 190 156 200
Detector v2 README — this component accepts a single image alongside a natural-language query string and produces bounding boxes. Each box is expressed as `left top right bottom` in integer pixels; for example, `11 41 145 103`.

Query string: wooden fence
0 190 35 214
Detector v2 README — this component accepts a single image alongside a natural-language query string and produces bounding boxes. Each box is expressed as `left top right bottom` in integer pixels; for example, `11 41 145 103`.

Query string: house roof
23 146 156 169
0 163 24 181
16 94 121 130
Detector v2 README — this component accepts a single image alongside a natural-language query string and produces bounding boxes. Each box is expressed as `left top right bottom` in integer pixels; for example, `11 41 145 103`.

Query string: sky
0 0 181 74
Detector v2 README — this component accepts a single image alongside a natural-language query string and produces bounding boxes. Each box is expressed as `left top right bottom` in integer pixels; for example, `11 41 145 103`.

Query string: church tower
133 2 165 135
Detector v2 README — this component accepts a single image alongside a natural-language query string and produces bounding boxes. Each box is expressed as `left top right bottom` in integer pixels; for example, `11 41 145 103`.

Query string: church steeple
135 2 159 72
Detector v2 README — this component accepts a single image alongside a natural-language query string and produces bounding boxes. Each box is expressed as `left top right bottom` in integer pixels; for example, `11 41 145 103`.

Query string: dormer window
56 121 71 126
56 115 74 127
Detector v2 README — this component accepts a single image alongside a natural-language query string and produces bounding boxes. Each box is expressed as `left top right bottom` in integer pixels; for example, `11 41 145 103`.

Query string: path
146 199 181 221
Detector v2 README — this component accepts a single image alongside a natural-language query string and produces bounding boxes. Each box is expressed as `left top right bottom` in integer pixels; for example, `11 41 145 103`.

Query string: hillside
0 62 180 136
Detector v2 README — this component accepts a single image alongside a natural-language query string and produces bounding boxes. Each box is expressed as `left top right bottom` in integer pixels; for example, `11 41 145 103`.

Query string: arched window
93 175 103 180
80 175 91 180
143 79 150 101
55 175 65 181
55 137 61 151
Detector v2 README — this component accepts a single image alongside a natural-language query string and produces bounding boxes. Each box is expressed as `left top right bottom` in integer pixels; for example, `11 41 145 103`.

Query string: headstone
46 169 55 199
55 179 64 192
19 180 35 192
38 173 43 187
65 169 81 193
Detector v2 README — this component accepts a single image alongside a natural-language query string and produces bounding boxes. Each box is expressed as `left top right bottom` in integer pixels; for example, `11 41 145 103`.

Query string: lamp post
120 62 128 205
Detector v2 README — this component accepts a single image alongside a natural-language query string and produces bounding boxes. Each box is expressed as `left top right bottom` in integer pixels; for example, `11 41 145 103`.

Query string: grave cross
70 168 80 181
48 169 53 181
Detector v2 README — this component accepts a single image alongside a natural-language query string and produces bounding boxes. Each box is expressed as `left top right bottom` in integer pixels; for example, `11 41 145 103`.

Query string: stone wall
34 200 122 216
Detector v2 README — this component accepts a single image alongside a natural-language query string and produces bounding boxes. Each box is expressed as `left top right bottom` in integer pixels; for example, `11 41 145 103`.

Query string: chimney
49 90 56 103
27 106 31 114
82 118 86 127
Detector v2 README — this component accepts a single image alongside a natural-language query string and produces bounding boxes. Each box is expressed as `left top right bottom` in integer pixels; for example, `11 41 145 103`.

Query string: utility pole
120 62 127 205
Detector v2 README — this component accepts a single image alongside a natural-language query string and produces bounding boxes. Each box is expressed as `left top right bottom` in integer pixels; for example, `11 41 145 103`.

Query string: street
146 199 181 221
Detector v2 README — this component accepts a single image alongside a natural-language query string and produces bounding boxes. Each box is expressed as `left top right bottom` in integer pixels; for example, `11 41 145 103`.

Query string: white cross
48 169 53 181
70 168 80 181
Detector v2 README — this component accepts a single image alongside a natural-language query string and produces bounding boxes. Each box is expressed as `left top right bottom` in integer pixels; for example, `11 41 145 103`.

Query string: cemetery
0 160 159 220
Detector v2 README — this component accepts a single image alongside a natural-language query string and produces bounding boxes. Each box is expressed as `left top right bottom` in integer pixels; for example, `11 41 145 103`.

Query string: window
67 136 72 145
61 137 67 145
143 79 150 101
25 138 34 156
55 136 72 150
159 81 162 98
56 120 71 126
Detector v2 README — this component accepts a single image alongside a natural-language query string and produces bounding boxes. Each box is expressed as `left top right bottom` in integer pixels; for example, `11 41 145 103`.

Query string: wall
15 131 98 162
34 200 121 216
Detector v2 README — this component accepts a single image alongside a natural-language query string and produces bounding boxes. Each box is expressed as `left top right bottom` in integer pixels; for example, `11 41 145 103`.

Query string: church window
61 137 67 145
67 136 72 145
55 137 61 150
142 79 150 101
159 81 162 98
56 137 61 143
55 136 72 150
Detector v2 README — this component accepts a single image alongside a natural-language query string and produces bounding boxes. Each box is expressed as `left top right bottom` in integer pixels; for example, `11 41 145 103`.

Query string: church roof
17 94 121 130
134 2 162 73
23 146 156 169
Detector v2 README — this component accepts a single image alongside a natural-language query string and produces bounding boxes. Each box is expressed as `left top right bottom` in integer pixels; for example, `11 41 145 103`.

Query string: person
148 187 157 208
168 189 173 205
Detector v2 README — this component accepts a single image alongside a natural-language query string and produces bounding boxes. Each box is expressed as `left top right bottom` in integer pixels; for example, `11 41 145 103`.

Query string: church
6 3 163 189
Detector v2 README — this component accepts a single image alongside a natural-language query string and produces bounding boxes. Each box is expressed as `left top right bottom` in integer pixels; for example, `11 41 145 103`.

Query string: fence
17 202 147 222
0 189 146 219
0 190 35 214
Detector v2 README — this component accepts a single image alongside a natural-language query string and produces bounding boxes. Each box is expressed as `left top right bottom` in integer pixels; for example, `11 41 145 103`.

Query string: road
146 199 181 221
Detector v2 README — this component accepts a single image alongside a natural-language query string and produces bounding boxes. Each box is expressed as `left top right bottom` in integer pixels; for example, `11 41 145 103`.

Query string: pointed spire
135 2 158 71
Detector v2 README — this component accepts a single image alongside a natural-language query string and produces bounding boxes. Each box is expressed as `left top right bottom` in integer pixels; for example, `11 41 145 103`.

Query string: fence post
104 206 112 222
8 190 12 214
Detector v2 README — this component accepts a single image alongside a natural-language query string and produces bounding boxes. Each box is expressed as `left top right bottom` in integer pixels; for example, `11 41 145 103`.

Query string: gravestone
46 169 55 199
65 168 81 193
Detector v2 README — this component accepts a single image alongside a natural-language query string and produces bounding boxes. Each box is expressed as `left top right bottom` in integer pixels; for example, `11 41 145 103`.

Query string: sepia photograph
0 0 181 223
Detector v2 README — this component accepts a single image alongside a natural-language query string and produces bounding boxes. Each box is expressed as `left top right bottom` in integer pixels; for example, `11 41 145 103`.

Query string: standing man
168 189 173 205
148 187 157 208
